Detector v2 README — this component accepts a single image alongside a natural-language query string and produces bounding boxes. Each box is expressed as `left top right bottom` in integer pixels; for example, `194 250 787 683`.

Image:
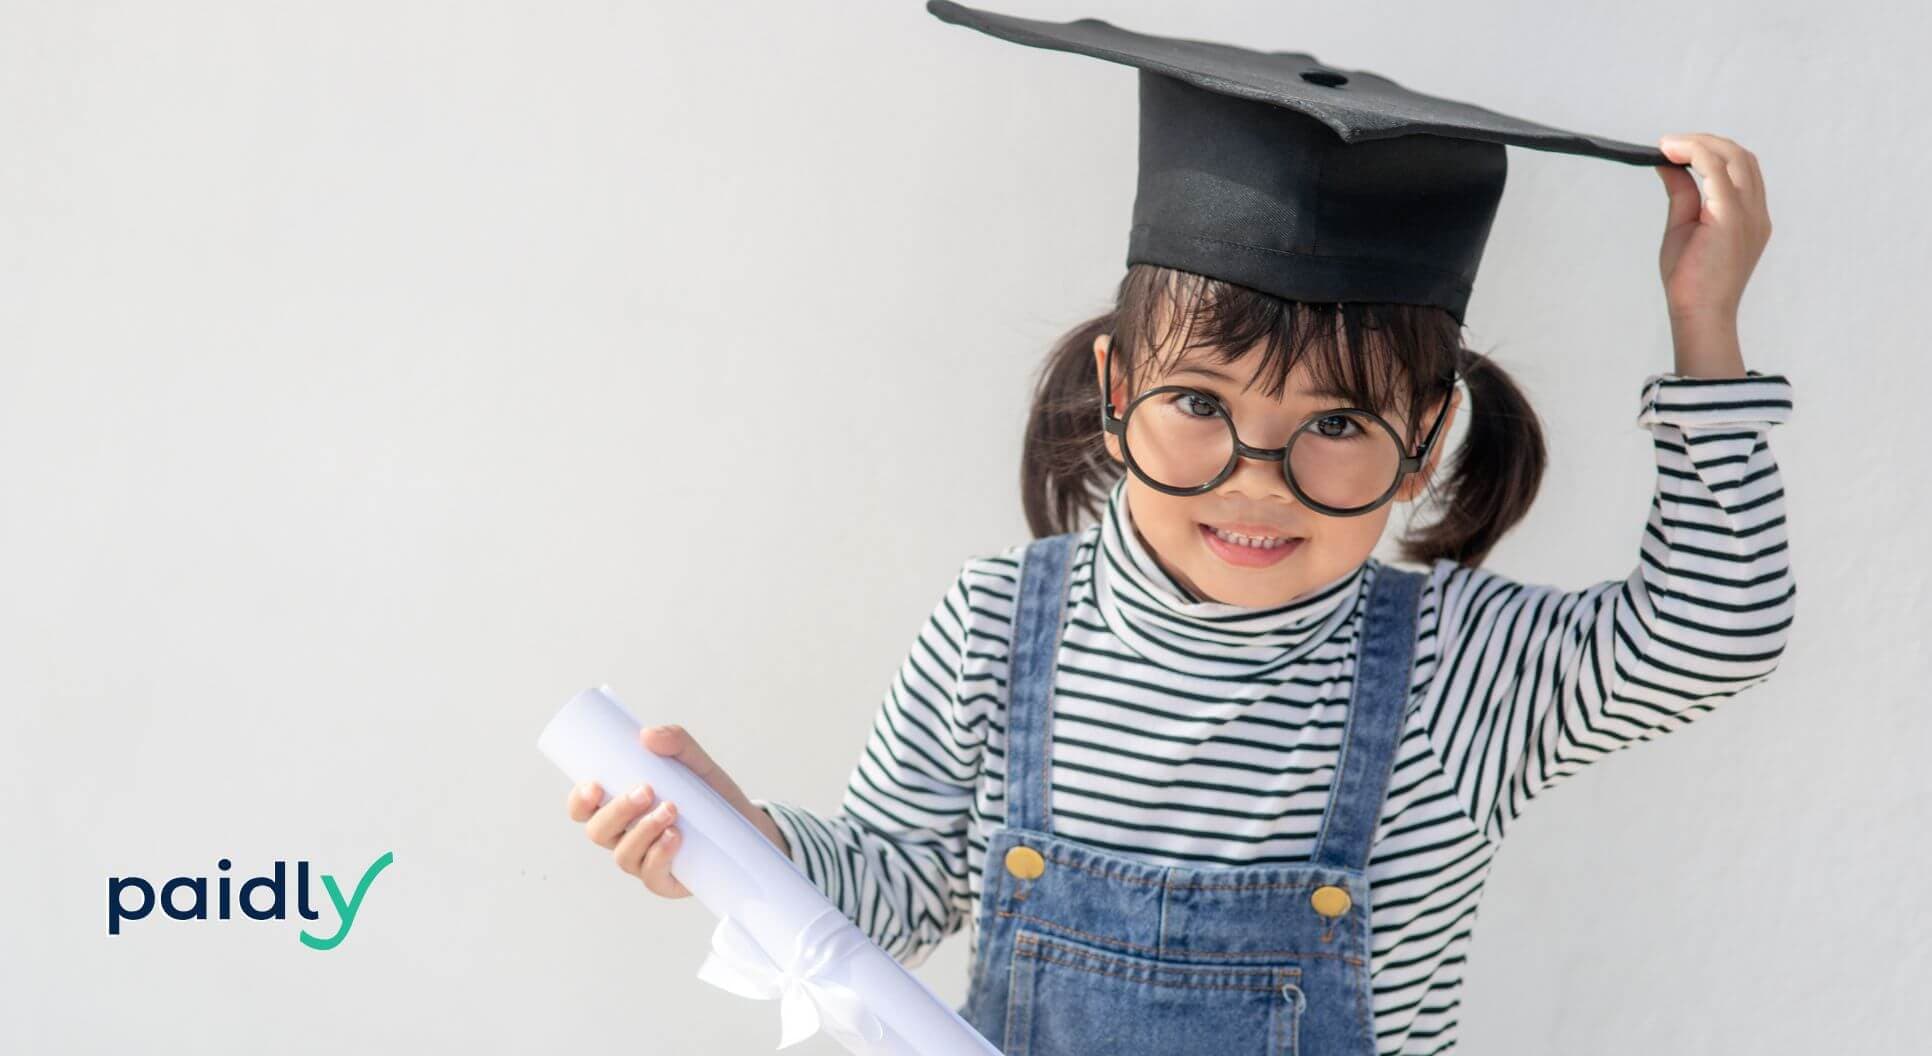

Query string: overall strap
1311 562 1427 872
1003 531 1078 835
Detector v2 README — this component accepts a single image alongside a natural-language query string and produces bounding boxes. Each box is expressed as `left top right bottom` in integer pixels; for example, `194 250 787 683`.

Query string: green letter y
301 851 394 951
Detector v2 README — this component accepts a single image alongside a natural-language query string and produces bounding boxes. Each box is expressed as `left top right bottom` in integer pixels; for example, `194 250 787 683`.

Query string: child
565 5 1794 1054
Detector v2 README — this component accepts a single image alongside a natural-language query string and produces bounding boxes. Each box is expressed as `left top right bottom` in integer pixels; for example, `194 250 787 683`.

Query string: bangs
1112 264 1459 435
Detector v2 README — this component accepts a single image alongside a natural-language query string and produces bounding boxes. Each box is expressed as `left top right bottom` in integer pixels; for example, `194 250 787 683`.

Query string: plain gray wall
3 1 1924 1052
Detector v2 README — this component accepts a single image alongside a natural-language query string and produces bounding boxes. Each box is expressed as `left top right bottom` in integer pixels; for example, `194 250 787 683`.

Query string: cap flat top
927 0 1670 166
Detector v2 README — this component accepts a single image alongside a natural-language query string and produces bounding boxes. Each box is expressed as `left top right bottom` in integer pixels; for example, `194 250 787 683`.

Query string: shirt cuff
1636 369 1795 429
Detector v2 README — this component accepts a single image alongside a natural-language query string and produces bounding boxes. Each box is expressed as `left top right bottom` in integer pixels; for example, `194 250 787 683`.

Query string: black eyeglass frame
1098 333 1459 518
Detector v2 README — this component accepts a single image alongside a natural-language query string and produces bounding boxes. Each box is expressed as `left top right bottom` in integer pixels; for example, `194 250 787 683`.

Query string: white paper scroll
538 684 1004 1056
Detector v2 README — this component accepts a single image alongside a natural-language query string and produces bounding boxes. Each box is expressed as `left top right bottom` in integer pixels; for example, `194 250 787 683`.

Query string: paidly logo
107 852 394 950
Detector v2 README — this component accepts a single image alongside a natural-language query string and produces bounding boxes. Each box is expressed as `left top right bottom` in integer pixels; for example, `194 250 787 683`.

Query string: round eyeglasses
1099 333 1458 517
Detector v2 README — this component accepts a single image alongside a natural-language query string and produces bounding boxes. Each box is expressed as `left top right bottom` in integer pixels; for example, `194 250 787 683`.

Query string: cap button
1310 884 1352 918
1004 846 1046 880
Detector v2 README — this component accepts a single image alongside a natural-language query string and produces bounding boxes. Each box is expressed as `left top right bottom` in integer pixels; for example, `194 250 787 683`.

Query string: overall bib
959 531 1425 1056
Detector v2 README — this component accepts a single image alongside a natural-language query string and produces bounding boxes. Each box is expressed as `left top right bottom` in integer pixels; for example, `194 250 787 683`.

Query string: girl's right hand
563 724 790 899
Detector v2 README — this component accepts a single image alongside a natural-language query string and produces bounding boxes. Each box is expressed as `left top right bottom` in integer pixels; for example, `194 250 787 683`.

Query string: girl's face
1093 332 1459 608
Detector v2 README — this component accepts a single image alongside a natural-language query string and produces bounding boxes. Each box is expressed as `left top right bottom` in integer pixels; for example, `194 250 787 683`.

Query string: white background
2 1 1925 1053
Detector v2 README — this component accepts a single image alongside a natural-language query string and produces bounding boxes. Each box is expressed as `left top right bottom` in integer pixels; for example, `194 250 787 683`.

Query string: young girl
563 16 1794 1056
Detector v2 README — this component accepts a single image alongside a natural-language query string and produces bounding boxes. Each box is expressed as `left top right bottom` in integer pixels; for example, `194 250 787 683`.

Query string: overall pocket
1002 927 1305 1056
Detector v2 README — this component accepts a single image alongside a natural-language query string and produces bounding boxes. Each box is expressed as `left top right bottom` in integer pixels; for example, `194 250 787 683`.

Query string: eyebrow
1166 360 1355 402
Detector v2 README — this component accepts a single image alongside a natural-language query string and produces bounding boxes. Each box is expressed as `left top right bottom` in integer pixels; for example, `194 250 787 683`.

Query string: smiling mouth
1200 523 1303 549
1197 522 1305 567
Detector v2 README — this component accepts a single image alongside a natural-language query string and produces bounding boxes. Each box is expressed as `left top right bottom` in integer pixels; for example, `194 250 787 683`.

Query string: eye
1165 392 1221 418
1312 413 1361 439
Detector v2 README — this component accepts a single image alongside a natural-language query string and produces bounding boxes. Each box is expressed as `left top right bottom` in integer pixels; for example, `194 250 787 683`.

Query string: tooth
1212 526 1289 549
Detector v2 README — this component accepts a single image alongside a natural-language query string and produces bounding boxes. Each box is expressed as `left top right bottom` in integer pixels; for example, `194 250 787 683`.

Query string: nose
1219 443 1299 503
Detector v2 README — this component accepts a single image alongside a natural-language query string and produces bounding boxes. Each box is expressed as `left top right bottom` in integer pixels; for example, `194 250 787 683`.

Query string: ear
1094 333 1124 464
1395 386 1461 502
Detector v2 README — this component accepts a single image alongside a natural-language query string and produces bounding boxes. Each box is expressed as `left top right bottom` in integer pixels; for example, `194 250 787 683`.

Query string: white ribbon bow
696 907 891 1054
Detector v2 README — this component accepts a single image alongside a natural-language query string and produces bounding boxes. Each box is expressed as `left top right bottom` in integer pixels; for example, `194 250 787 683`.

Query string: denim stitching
1017 935 1297 992
1035 847 1349 891
999 909 1368 966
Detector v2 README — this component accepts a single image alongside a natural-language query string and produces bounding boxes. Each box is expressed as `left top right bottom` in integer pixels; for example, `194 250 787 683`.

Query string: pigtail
1395 347 1547 568
1021 314 1117 538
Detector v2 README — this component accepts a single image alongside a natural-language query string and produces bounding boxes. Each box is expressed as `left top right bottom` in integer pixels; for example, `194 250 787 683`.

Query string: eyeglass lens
1122 392 1403 510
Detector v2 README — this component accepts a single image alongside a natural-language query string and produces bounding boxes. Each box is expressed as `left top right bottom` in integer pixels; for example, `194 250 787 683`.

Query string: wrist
1666 311 1745 378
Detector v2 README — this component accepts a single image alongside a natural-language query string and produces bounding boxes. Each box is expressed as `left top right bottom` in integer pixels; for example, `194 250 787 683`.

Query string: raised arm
1424 369 1796 842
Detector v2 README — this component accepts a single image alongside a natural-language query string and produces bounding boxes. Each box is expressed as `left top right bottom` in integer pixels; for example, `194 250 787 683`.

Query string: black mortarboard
925 1 1675 323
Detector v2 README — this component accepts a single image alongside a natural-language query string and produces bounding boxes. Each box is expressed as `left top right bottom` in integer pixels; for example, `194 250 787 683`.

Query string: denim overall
958 531 1425 1056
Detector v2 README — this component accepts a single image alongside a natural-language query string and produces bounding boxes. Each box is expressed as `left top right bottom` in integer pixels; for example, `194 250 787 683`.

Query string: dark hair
1020 263 1546 568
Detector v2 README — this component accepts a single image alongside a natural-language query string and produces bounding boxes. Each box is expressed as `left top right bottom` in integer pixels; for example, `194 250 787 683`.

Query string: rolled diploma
537 684 1004 1056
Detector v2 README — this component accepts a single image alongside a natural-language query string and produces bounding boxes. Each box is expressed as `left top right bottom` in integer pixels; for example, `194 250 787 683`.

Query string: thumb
641 724 743 799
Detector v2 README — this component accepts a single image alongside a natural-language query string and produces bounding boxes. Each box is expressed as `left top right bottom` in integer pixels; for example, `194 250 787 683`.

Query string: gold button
1310 885 1352 918
1004 846 1046 880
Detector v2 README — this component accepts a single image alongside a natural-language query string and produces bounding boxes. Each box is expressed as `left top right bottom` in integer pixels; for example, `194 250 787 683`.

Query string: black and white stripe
755 370 1795 1055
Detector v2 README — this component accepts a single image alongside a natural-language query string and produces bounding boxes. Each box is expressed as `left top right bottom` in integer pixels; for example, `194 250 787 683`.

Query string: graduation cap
925 0 1675 323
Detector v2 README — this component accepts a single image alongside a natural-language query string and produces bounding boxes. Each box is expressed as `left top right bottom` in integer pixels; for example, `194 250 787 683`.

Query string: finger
1701 135 1758 201
566 780 604 824
613 799 677 877
584 782 656 849
1742 145 1763 187
1736 145 1767 216
1659 134 1737 222
1687 133 1750 215
1655 163 1702 230
641 725 743 798
1687 134 1769 230
640 820 691 897
1659 133 1729 197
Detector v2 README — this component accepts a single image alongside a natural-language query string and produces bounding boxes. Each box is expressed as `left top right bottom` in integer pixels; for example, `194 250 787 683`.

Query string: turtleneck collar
1089 475 1372 677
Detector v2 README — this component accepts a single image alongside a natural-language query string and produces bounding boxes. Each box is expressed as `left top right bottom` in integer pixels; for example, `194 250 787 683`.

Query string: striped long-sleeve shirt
752 369 1796 1056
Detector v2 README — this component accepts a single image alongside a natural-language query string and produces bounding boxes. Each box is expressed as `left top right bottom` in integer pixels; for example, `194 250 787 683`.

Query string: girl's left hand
1654 133 1772 327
